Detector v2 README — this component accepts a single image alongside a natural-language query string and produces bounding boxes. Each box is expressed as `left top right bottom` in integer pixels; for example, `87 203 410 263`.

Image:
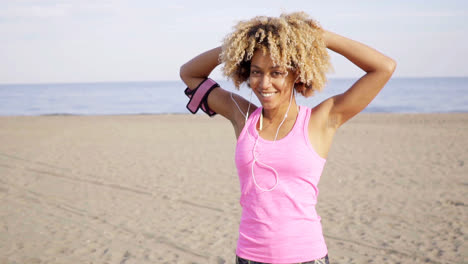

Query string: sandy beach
0 113 466 264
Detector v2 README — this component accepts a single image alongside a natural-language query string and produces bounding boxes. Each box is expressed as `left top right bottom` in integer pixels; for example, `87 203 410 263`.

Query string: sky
0 0 467 84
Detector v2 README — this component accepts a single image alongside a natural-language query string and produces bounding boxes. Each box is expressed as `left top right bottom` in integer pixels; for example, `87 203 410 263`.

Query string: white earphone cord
230 90 252 121
251 87 295 192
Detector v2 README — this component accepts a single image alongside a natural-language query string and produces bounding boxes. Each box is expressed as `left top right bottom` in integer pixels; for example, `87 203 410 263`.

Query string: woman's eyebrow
251 64 282 69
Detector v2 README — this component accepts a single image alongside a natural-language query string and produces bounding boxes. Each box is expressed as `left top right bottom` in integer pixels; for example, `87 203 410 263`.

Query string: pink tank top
235 105 328 263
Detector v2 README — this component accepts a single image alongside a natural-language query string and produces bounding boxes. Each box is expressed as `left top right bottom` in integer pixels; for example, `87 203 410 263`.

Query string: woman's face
249 50 296 111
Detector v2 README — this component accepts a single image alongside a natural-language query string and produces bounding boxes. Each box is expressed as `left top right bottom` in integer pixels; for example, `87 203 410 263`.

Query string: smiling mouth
260 92 277 97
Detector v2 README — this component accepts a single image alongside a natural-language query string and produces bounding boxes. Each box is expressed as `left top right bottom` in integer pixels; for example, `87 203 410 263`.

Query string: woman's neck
263 100 298 120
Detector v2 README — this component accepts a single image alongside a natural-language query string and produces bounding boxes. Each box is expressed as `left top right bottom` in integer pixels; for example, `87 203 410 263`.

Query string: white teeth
261 92 275 97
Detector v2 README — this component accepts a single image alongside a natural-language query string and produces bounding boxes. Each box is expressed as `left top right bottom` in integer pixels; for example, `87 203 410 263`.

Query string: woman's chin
260 102 279 111
259 96 282 109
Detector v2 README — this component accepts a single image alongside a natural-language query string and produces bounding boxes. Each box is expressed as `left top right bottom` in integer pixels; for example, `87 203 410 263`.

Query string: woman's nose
258 74 271 89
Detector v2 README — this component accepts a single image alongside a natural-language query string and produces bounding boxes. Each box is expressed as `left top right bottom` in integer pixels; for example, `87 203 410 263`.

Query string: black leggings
236 254 329 264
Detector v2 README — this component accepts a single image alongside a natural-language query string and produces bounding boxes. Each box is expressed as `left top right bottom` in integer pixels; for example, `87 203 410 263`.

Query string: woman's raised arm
323 30 397 128
179 47 254 135
180 47 222 90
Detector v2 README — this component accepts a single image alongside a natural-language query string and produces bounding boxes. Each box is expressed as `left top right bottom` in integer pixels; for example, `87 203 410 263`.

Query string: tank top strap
300 106 312 145
238 107 262 142
248 107 263 126
288 105 307 140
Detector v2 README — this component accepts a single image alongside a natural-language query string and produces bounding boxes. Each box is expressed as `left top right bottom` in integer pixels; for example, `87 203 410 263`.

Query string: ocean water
0 77 466 116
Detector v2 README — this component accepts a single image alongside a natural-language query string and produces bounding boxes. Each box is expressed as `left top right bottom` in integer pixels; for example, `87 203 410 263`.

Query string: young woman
180 12 396 264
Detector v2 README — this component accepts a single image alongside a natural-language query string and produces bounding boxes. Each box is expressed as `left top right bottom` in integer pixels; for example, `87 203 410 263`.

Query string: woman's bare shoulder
310 98 334 125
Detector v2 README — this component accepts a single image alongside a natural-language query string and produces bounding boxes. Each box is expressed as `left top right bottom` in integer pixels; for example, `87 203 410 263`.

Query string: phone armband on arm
184 78 218 116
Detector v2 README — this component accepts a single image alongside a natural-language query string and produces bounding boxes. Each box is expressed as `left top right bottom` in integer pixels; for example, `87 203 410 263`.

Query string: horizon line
1 75 467 86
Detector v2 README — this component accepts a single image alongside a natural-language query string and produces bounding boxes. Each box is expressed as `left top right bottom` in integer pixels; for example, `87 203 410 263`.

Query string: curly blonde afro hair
220 12 332 97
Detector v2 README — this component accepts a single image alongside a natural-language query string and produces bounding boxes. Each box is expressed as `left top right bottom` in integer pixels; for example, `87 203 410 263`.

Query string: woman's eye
251 71 260 75
272 71 283 77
